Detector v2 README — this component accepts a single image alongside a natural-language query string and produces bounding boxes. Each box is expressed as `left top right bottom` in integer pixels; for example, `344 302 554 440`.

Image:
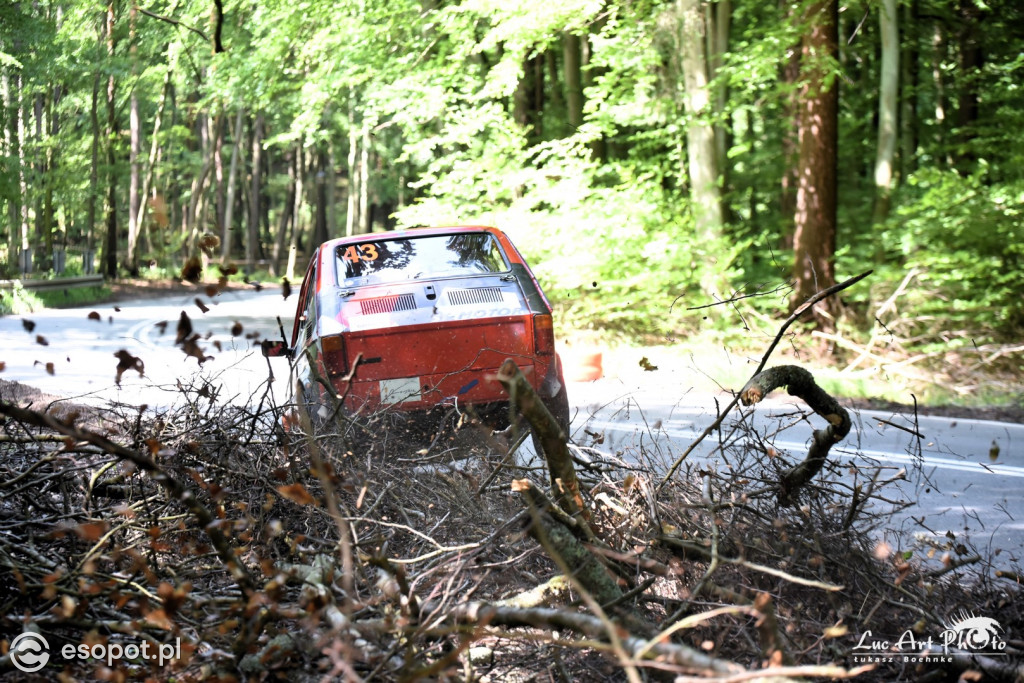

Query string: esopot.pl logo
7 630 182 673
9 632 51 673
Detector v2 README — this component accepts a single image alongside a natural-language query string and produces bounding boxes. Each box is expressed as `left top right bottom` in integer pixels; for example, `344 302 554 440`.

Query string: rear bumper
331 363 541 414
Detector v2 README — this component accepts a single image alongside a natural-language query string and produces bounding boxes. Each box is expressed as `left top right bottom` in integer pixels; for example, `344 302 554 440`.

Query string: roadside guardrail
0 275 105 293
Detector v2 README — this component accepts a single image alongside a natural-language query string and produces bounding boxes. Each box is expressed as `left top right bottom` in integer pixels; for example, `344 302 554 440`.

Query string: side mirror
261 339 293 359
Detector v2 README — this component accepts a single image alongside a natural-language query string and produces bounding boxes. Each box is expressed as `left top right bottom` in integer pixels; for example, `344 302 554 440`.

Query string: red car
263 226 569 434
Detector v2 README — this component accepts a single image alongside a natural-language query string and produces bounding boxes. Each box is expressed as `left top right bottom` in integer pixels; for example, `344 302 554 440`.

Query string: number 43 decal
342 244 379 263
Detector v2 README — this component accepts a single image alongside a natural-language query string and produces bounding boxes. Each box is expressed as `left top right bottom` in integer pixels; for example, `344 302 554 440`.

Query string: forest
3 2 1024 680
2 0 1023 347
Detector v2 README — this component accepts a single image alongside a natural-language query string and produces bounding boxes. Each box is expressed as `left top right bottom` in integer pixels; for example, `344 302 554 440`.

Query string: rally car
263 226 570 434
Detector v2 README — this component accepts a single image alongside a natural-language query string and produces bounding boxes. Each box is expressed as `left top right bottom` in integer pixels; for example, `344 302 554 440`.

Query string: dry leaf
154 320 168 334
36 334 49 346
282 277 292 300
114 349 145 386
204 283 220 297
181 255 203 283
176 311 193 344
87 311 101 322
277 483 316 506
198 232 220 258
75 522 108 542
22 319 36 333
195 297 210 313
181 334 213 364
231 321 243 336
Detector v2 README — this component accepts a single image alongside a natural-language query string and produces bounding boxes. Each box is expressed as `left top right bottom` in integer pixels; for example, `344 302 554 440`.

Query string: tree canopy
2 0 1023 343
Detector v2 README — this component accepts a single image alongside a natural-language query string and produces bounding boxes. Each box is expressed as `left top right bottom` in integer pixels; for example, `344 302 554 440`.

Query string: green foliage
878 168 1024 339
0 282 43 316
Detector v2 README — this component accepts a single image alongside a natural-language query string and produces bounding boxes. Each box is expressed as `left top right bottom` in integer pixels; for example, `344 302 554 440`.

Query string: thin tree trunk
563 33 583 131
313 145 329 246
899 0 919 180
270 147 296 276
286 146 305 280
358 123 370 234
345 112 358 237
709 0 730 199
102 1 118 279
791 0 839 326
221 107 245 260
127 4 141 271
246 112 264 270
133 54 172 259
872 0 899 224
88 71 99 255
678 0 725 295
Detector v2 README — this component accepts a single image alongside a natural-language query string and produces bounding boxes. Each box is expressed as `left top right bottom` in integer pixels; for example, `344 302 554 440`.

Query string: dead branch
496 359 587 524
740 365 852 505
0 399 256 597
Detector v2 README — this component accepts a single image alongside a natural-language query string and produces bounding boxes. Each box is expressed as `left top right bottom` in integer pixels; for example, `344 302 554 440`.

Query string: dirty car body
264 226 569 430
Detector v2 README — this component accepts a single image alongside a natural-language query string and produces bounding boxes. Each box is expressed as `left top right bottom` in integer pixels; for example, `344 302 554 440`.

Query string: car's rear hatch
323 275 539 409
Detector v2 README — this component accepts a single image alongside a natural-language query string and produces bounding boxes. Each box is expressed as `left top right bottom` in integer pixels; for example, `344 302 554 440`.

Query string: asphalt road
3 289 1023 560
569 373 1024 561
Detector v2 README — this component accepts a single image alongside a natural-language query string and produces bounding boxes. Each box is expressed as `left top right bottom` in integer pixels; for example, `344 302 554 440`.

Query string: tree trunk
779 1 801 243
708 0 730 187
678 0 725 295
221 107 245 261
88 70 99 254
872 0 899 224
563 33 583 131
345 111 358 237
358 123 370 234
246 113 264 271
791 0 839 326
126 4 140 271
270 148 297 277
133 56 173 260
286 146 306 280
102 1 118 279
313 145 329 246
899 0 919 181
954 0 982 169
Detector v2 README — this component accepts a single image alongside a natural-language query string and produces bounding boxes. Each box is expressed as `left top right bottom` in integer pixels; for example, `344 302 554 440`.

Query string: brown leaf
0 361 5 372
195 297 210 313
218 262 239 276
114 349 145 386
282 277 292 300
204 283 220 298
144 438 162 456
113 306 121 312
33 360 56 375
181 255 203 284
154 320 168 334
75 522 109 542
175 311 193 345
230 321 243 336
249 280 264 292
87 311 101 322
277 483 316 506
638 356 658 371
142 608 175 630
22 319 36 333
212 340 222 352
198 232 220 258
181 334 213 364
36 334 49 346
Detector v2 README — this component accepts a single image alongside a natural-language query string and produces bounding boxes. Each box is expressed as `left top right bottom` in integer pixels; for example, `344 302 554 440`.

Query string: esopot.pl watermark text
8 631 180 673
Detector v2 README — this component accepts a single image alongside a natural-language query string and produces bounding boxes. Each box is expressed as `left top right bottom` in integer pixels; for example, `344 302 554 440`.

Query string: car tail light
533 314 555 356
321 335 348 377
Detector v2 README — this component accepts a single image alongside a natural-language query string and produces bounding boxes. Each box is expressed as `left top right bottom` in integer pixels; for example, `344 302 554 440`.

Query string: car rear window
336 232 509 285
